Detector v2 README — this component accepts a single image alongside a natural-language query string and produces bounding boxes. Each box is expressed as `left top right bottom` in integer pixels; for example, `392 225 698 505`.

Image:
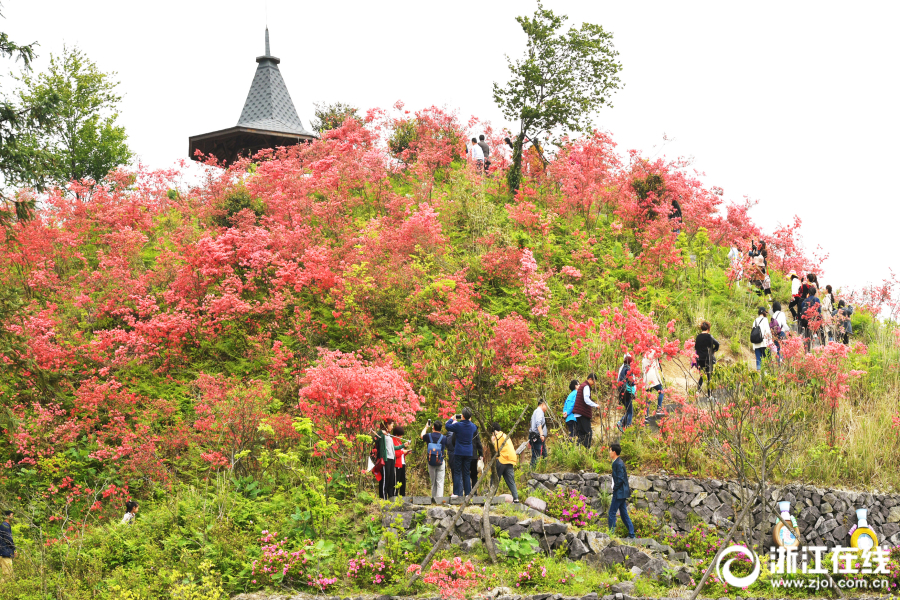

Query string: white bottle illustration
772 500 799 548
849 508 878 550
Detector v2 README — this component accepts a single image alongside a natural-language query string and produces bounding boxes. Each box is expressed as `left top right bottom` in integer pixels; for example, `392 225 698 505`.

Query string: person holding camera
421 419 447 498
446 409 477 497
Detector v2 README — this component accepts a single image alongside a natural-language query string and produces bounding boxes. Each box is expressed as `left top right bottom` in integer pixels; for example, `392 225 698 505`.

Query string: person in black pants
392 425 407 497
695 321 719 394
469 431 483 490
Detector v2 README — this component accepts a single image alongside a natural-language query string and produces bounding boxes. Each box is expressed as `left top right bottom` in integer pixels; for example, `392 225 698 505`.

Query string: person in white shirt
121 501 138 525
751 307 773 371
642 350 664 420
469 137 484 172
771 301 788 359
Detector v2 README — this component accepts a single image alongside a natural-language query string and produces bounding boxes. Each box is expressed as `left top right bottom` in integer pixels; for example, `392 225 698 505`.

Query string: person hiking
642 350 665 421
469 430 484 490
695 321 719 393
572 374 599 447
561 379 579 439
490 422 519 503
446 409 477 497
445 427 458 496
800 285 823 350
771 301 788 358
392 425 407 497
469 137 485 172
751 306 773 371
821 285 835 342
788 271 803 321
421 420 447 498
616 356 636 433
0 510 13 581
121 501 139 525
608 444 635 539
836 299 853 345
528 399 549 468
670 199 683 234
478 134 491 171
374 421 397 499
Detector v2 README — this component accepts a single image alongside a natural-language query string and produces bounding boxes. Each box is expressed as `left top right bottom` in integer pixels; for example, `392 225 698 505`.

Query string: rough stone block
670 479 704 494
642 557 668 579
544 522 568 536
629 476 652 491
610 581 635 595
690 492 708 508
585 531 611 553
525 497 547 512
888 506 900 523
507 524 527 539
459 537 481 552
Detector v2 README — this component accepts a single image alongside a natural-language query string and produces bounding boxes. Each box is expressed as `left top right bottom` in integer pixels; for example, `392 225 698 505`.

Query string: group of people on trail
374 412 485 501
466 135 492 172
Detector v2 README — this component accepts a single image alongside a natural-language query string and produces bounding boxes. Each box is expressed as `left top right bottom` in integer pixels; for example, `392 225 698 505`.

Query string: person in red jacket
572 373 599 448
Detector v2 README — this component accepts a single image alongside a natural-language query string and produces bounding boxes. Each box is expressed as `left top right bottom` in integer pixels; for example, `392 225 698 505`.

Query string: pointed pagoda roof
189 29 317 163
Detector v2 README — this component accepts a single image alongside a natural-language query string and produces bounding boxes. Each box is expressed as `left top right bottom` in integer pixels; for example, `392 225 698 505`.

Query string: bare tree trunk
405 406 529 588
482 492 497 563
690 483 760 600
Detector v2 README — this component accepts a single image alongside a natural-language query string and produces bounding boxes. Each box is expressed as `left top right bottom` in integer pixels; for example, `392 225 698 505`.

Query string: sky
4 0 899 292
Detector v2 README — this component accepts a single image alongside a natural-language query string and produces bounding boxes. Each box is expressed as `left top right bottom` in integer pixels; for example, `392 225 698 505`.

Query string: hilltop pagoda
188 29 317 163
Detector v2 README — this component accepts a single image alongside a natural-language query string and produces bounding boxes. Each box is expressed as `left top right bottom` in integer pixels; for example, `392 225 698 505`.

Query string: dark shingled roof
236 29 315 137
188 29 317 163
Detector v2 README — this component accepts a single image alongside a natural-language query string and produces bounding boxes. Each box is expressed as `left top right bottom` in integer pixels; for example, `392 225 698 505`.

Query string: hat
757 306 768 315
788 270 797 278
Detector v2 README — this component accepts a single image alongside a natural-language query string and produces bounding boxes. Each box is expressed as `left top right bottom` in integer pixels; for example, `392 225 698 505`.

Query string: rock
690 492 708 508
624 549 651 569
585 531 611 553
610 581 635 595
482 588 512 599
496 494 514 504
471 496 487 504
580 594 598 600
459 537 481 552
507 524 526 539
457 521 478 539
670 479 704 494
820 502 834 515
569 536 590 559
525 497 547 512
434 496 450 505
675 568 692 585
888 506 900 523
411 496 432 505
599 546 630 565
544 522 568 536
583 473 599 480
450 534 462 545
630 566 643 577
629 476 652 491
642 558 668 579
819 518 838 534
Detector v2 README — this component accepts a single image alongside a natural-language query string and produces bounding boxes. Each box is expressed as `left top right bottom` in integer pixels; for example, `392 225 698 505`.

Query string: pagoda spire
265 27 270 56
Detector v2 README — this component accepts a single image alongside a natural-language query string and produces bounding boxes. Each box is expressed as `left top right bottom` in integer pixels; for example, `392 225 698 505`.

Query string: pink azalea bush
250 531 334 590
545 487 599 527
407 557 481 600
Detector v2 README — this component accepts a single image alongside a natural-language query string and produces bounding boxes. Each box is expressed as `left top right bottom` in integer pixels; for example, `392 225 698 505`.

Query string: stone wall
527 472 900 548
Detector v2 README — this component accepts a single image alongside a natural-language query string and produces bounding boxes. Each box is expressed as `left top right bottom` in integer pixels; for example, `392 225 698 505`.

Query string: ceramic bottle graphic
849 508 878 550
772 500 800 549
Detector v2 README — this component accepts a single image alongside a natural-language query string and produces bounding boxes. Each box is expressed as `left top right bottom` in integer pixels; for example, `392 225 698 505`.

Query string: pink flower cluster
515 559 547 587
547 487 599 527
347 548 397 586
408 557 481 600
250 531 335 590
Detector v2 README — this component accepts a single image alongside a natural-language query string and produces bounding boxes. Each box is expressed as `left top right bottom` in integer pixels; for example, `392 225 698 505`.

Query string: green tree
0 2 59 197
14 45 131 192
310 101 359 135
493 2 622 193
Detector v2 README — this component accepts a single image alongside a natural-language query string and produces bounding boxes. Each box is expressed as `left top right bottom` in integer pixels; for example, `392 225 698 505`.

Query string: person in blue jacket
609 443 635 538
446 409 478 497
0 510 14 581
561 379 579 438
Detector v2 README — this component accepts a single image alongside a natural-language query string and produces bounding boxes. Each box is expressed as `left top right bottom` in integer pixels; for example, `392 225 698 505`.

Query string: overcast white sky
4 1 899 291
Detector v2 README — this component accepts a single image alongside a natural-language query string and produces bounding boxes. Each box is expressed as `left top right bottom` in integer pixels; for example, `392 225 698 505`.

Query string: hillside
0 107 896 598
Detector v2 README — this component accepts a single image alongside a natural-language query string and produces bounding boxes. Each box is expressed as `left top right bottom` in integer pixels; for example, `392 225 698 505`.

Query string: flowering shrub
665 524 721 562
407 557 481 600
545 487 599 527
515 559 548 587
346 549 399 587
250 531 335 590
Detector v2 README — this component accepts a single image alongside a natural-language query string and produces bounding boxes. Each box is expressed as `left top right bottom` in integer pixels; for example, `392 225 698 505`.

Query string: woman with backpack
771 301 788 359
751 307 773 371
420 420 447 499
490 422 519 503
616 356 636 433
695 321 719 394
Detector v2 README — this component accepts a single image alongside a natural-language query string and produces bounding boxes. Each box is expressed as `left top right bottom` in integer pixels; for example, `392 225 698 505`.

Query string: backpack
846 304 855 316
426 434 445 467
770 312 782 336
750 318 764 344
